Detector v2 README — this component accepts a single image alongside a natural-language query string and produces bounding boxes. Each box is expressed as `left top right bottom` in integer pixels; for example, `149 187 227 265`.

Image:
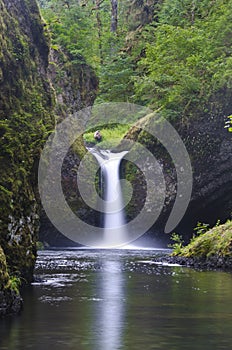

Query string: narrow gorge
1 0 232 322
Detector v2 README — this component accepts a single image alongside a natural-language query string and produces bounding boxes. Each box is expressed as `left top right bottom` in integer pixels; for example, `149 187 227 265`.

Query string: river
0 248 231 350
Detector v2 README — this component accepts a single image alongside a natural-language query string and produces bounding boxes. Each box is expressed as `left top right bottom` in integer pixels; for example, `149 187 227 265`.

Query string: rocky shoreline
157 255 232 271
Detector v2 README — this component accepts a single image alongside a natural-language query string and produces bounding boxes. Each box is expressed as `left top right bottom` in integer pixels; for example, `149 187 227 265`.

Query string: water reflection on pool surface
0 248 231 350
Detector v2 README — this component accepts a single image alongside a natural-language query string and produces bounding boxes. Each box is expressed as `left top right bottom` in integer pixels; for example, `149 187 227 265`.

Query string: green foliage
6 276 21 294
169 232 184 255
193 222 210 238
38 0 139 102
159 0 219 27
97 52 135 103
36 241 44 250
134 0 232 119
225 115 232 132
38 0 109 69
37 0 232 112
0 246 21 294
0 246 10 290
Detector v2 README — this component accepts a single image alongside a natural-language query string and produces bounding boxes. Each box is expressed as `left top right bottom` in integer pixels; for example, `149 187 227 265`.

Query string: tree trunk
191 1 196 25
95 0 104 64
110 0 118 33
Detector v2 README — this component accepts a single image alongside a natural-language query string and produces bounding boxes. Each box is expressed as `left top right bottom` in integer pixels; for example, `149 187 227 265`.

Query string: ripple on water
38 295 73 305
32 273 88 287
138 260 182 267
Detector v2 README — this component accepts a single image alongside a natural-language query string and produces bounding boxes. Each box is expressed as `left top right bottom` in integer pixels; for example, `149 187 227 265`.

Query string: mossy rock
176 220 232 259
0 246 10 290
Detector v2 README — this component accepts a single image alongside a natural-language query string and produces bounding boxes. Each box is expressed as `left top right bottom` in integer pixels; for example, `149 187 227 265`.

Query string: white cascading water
91 149 128 247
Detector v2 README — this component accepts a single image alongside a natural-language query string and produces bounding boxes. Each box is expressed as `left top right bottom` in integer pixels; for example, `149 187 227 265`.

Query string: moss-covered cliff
0 0 55 315
0 0 98 313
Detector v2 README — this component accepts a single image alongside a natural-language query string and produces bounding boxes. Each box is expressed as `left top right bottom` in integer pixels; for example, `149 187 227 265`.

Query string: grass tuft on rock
83 124 130 150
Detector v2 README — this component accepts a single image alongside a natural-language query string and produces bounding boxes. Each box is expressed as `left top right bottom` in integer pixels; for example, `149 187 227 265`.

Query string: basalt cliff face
124 101 232 245
0 0 97 315
39 50 98 247
48 49 98 118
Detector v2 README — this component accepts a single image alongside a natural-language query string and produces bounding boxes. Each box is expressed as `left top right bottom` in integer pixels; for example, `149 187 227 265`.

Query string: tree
134 0 232 120
110 0 118 32
38 0 101 67
158 0 220 27
94 0 104 64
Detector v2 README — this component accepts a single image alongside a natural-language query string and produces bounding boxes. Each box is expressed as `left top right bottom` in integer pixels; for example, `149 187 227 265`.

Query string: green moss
36 241 44 250
72 137 87 160
0 246 10 290
5 276 21 295
173 220 232 258
0 246 21 293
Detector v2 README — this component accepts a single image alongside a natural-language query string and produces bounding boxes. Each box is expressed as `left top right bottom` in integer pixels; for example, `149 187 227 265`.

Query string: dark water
0 248 232 350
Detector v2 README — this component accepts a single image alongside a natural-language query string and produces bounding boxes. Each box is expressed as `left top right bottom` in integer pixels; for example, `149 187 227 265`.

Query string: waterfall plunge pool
0 248 232 350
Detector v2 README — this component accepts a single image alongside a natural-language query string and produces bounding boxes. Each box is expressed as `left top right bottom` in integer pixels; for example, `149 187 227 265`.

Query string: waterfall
90 149 128 247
